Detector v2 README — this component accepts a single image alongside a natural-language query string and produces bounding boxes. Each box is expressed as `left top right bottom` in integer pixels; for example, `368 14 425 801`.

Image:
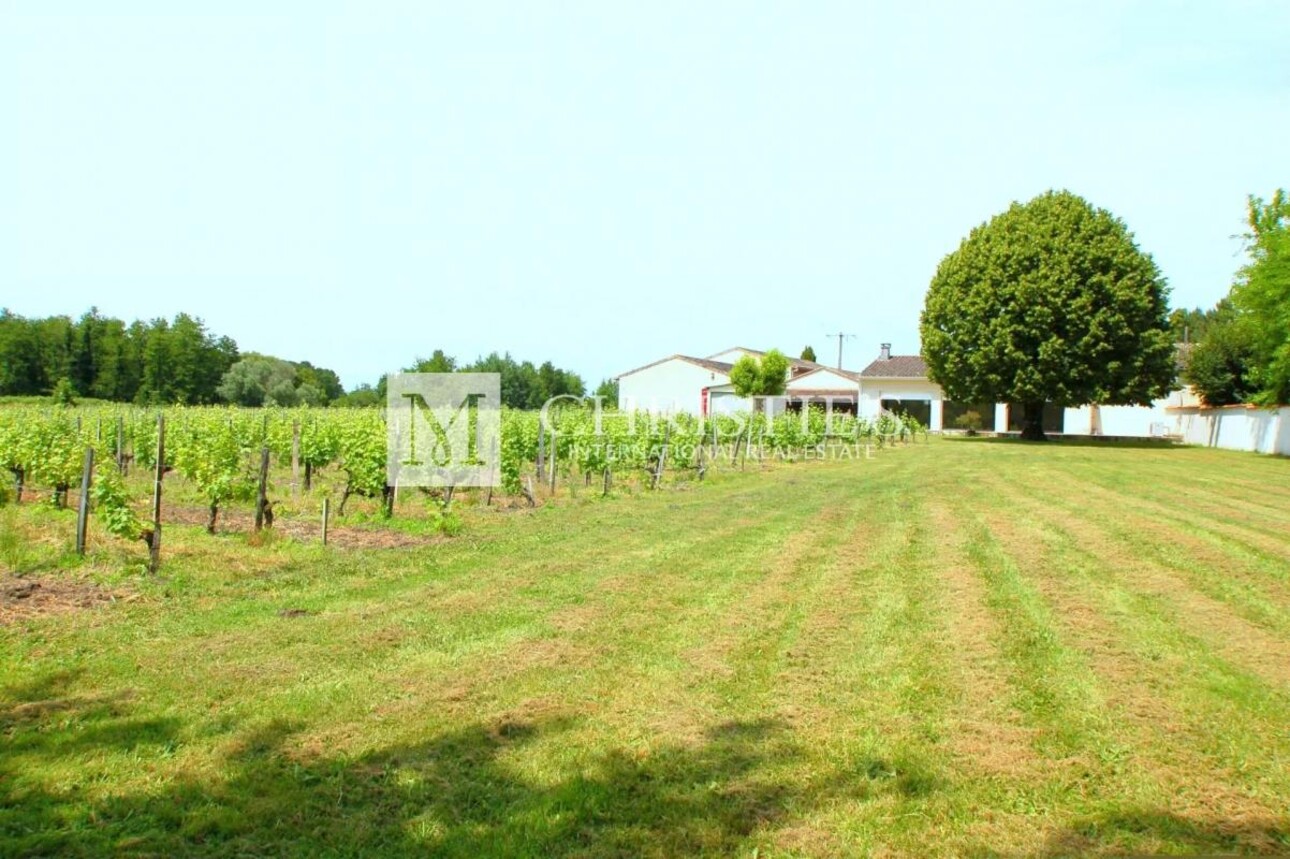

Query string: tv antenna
825 332 856 370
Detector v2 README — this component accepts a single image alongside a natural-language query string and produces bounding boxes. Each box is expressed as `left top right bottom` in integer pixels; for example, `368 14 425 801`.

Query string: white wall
858 379 944 423
786 369 859 392
708 388 754 415
1063 398 1175 438
618 358 729 415
1176 406 1290 455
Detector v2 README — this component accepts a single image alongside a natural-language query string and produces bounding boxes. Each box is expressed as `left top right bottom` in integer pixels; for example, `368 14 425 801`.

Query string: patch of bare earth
1052 509 1290 690
1068 475 1290 570
924 500 1039 781
0 575 129 624
979 496 1286 828
682 507 844 690
161 502 441 549
997 478 1290 690
769 514 890 732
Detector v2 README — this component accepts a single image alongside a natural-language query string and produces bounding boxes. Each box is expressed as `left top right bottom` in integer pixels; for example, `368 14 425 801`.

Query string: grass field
2 438 1290 857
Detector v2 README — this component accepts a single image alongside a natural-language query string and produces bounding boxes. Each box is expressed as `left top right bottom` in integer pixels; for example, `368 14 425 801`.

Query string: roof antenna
825 332 856 370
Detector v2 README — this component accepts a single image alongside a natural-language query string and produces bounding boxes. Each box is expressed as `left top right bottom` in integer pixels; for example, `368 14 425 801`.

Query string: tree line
0 308 245 404
1177 190 1290 407
344 348 610 410
918 187 1290 442
0 308 599 409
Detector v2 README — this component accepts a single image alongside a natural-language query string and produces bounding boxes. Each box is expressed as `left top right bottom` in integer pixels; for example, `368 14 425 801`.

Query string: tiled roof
707 347 824 371
616 354 734 379
858 355 929 379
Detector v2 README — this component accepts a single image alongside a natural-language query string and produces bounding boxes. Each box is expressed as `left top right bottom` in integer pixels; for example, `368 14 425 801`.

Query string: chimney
879 343 891 361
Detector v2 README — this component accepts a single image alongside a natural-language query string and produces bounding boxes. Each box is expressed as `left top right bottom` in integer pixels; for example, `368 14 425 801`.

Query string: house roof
858 355 929 379
785 389 860 399
789 366 863 384
615 354 734 379
706 346 825 371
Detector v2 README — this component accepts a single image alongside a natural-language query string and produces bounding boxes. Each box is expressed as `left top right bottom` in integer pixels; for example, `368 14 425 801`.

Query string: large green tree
1232 190 1290 405
1184 313 1258 406
729 349 790 412
217 355 300 406
920 190 1175 440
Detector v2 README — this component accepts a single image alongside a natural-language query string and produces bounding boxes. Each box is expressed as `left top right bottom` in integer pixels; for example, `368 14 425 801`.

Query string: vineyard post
254 446 271 530
96 418 102 442
536 422 546 481
602 466 611 497
149 414 165 573
75 447 94 556
652 425 670 490
115 415 125 473
291 421 301 497
548 430 557 495
322 498 330 546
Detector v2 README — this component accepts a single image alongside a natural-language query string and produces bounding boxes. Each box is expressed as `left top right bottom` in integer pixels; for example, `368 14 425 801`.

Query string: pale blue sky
3 1 1287 389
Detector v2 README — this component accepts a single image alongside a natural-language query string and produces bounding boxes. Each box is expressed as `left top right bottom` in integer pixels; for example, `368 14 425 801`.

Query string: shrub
954 411 983 435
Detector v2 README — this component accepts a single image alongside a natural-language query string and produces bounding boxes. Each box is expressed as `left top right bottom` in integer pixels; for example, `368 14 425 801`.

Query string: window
1006 403 1065 433
942 401 996 431
880 398 931 427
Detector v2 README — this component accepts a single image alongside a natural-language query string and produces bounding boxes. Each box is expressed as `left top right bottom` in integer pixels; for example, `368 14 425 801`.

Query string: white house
617 342 1189 438
616 347 827 416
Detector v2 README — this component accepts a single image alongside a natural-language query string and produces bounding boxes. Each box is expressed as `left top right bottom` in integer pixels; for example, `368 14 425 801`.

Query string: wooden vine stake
149 414 165 573
253 446 271 531
75 447 94 556
321 498 330 546
291 421 301 497
536 422 546 481
652 425 670 489
548 431 557 495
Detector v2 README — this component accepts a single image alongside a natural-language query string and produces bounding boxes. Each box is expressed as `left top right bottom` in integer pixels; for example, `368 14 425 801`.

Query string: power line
825 332 856 370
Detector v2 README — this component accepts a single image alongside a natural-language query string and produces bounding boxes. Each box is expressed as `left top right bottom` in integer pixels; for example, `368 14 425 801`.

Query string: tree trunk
1020 401 1047 441
207 501 219 535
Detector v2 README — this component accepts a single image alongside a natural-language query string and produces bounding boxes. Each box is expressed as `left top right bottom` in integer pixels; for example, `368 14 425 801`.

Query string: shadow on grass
6 674 1286 856
1039 809 1290 856
945 434 1182 451
1 680 868 858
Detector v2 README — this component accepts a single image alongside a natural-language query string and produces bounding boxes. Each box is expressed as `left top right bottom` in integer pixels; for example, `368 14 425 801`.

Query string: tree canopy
1232 190 1290 405
920 190 1175 439
729 349 790 411
800 345 817 362
1183 309 1258 407
0 309 240 404
373 351 586 410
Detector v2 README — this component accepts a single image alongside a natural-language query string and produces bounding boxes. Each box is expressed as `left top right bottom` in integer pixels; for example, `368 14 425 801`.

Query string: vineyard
0 403 923 569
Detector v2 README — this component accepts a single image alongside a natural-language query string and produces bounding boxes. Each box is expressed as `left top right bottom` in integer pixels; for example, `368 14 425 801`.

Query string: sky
2 1 1288 390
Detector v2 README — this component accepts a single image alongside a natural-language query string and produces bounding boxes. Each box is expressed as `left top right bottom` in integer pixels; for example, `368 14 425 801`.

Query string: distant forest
0 308 599 408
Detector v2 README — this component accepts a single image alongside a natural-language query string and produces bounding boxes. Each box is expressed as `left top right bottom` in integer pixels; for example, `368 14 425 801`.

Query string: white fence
1172 405 1290 456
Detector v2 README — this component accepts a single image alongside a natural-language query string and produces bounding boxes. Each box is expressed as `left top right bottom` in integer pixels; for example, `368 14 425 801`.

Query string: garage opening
942 401 997 431
880 398 931 427
1006 403 1065 434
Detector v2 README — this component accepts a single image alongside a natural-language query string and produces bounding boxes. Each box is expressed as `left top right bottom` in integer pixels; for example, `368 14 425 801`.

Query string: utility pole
825 332 856 370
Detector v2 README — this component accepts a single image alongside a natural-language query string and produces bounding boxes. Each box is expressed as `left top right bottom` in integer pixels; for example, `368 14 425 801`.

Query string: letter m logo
387 373 501 488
